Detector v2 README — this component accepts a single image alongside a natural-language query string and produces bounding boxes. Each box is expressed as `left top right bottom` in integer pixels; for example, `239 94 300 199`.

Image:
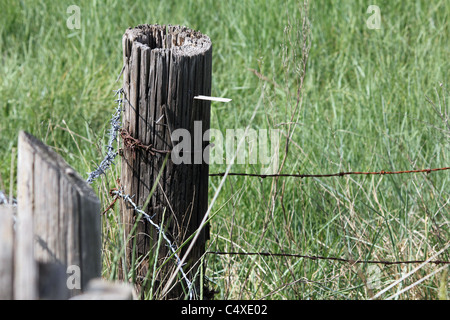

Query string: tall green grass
1 0 448 299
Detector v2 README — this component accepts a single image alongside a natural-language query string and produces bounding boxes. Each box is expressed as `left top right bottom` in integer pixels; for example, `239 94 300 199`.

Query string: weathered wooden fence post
121 24 212 299
14 131 101 299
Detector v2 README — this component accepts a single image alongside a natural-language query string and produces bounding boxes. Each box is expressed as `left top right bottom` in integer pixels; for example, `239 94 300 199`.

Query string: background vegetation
0 0 448 299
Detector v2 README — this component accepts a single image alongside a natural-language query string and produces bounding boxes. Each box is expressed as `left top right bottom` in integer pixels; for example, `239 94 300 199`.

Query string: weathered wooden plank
0 205 15 300
15 131 101 299
15 132 38 300
121 24 212 299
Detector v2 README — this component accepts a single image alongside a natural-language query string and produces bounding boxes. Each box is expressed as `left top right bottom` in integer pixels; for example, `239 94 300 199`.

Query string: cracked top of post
123 24 211 57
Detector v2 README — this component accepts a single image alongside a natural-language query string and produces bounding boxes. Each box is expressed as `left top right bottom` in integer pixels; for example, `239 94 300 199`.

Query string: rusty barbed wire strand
101 192 119 215
206 251 450 265
106 89 449 180
120 128 171 155
101 179 122 215
209 167 450 179
116 129 450 180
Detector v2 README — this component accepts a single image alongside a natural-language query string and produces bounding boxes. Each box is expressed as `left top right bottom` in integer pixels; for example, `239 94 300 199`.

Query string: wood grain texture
15 131 101 299
121 24 212 299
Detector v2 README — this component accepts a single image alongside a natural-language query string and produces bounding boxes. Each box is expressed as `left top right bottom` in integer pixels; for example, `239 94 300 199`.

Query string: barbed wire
209 167 450 179
116 127 450 181
111 188 195 299
86 88 124 184
206 251 450 266
120 128 171 155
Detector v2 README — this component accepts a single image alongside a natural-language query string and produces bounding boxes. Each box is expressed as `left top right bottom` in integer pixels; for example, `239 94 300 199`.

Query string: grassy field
1 0 449 299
